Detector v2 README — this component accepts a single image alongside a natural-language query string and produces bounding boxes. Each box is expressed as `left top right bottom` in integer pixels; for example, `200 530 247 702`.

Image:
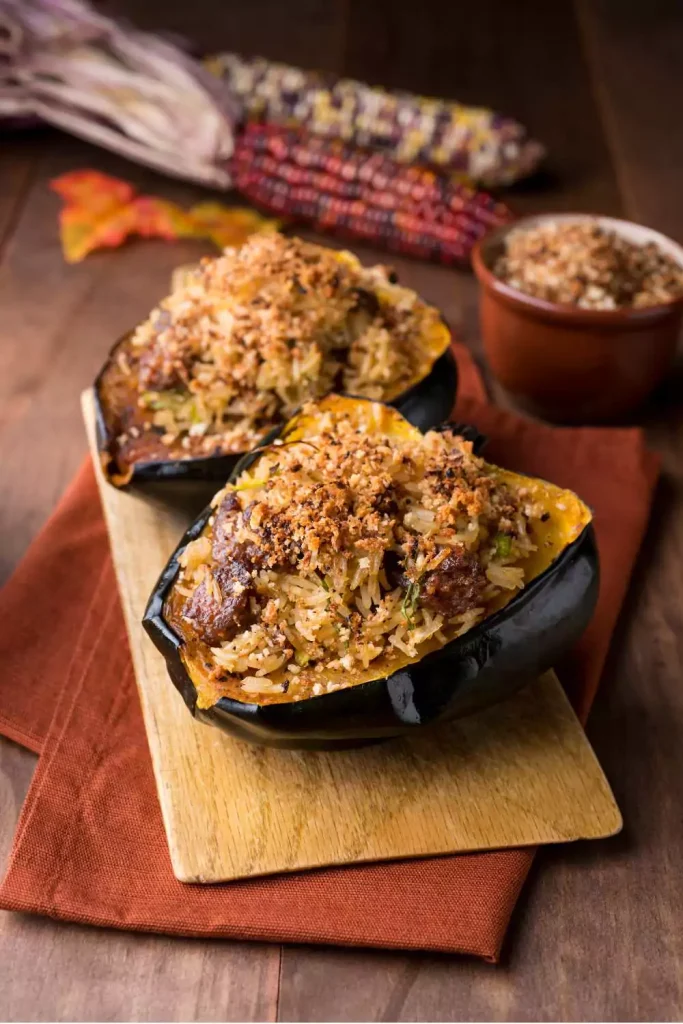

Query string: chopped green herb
188 401 203 425
332 623 350 652
494 533 512 557
141 389 188 412
401 577 422 626
294 649 310 668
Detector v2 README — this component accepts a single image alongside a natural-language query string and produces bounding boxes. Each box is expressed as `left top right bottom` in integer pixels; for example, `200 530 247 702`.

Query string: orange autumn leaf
129 197 197 240
188 202 280 248
50 171 281 263
51 170 135 214
51 170 140 262
58 203 138 263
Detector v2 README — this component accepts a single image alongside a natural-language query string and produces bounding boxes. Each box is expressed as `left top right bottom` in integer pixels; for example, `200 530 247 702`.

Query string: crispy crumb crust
98 234 450 479
167 399 538 705
495 219 683 309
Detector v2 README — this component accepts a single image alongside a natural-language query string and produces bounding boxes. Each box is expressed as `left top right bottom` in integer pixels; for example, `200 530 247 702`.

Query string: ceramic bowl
472 213 683 423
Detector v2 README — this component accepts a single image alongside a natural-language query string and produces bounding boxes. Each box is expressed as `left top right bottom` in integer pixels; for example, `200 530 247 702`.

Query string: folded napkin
0 344 659 961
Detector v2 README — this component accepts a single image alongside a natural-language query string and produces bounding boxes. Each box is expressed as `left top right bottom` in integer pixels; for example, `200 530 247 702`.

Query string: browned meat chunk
212 492 241 562
211 493 271 572
183 561 256 646
373 481 398 517
421 550 487 617
346 287 381 342
383 549 408 590
138 318 196 391
352 287 380 318
138 346 186 391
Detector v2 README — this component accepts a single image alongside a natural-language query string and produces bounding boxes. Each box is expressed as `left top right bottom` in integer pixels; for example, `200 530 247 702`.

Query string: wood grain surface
82 389 621 881
1 0 682 1019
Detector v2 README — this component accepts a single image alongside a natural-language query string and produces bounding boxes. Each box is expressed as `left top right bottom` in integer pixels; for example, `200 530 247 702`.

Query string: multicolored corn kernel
231 123 514 265
208 53 544 187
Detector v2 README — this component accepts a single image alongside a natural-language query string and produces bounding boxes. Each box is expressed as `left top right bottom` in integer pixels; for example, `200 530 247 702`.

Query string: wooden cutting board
82 389 621 884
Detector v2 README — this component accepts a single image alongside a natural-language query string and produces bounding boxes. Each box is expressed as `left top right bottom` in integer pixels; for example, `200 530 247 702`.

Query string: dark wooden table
1 0 682 1019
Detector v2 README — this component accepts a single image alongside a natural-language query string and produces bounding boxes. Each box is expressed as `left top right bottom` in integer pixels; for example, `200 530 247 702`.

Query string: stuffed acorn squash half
95 233 455 487
143 395 598 748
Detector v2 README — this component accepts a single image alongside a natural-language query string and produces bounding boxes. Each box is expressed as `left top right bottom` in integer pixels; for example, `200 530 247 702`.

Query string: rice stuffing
105 233 447 468
168 400 542 706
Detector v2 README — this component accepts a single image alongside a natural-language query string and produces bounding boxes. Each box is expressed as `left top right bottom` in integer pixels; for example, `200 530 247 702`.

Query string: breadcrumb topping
116 234 446 459
169 399 539 706
495 219 683 310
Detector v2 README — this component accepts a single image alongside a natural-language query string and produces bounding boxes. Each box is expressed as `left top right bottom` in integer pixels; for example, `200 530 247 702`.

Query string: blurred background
3 0 683 570
2 0 682 566
95 0 679 226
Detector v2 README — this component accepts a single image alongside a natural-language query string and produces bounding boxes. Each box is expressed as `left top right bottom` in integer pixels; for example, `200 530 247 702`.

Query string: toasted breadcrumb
495 219 683 309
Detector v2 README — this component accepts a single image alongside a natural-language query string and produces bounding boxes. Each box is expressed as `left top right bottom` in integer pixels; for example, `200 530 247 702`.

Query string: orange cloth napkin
0 344 659 961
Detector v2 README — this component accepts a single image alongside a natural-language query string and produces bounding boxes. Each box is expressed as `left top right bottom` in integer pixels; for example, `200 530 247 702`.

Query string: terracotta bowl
472 213 683 423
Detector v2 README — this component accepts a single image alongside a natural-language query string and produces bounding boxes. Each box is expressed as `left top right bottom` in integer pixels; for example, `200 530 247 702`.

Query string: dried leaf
57 201 137 263
50 170 281 262
51 170 135 213
188 202 280 248
129 196 196 239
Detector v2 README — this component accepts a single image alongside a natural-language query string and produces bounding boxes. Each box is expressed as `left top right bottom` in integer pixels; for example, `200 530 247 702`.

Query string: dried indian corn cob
231 123 514 265
209 53 544 188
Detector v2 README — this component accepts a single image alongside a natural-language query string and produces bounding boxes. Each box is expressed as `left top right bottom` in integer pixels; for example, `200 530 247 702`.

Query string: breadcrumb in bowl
474 213 683 424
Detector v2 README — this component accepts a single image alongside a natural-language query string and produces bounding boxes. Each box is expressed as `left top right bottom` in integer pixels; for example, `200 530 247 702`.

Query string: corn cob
209 53 544 188
231 123 514 265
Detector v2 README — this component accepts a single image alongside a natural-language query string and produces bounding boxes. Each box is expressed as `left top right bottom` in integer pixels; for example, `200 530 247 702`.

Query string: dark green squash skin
94 334 457 487
142 412 599 750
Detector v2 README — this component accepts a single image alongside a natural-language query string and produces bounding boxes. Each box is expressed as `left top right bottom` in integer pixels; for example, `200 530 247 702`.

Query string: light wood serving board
82 389 621 883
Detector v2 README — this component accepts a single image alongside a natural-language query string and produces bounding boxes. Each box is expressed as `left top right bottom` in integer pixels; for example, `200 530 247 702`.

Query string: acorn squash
95 236 455 487
143 395 598 749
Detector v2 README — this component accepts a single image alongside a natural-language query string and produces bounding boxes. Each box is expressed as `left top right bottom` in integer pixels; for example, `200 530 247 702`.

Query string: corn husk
0 0 237 187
